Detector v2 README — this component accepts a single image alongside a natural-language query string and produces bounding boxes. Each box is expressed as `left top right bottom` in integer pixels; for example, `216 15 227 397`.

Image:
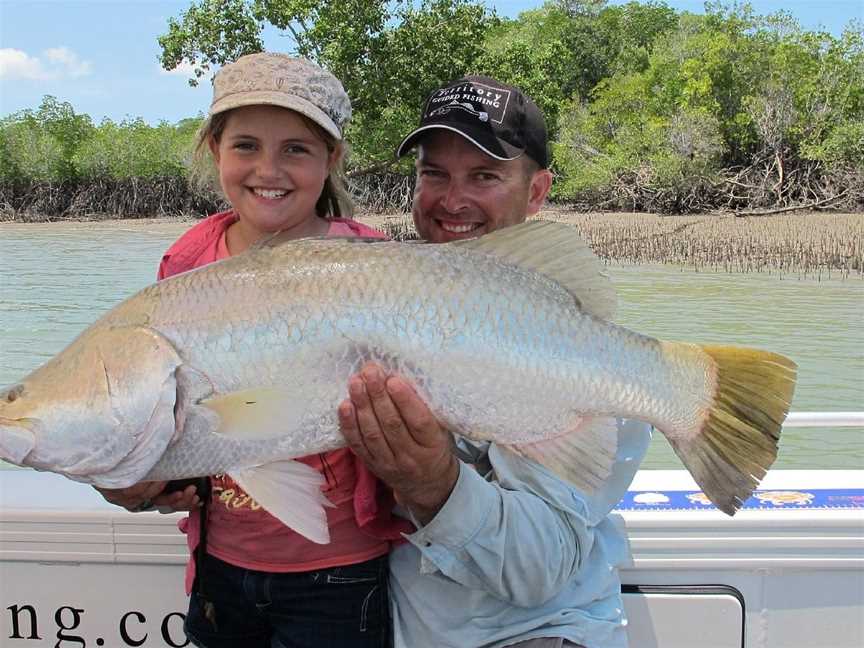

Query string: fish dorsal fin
452 220 617 320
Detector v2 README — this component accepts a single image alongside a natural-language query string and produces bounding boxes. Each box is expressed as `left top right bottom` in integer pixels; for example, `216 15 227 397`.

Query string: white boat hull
620 470 864 648
2 468 862 648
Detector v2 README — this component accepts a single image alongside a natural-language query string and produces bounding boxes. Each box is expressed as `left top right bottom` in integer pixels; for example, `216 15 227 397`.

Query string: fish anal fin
452 221 617 320
501 417 618 493
231 461 335 545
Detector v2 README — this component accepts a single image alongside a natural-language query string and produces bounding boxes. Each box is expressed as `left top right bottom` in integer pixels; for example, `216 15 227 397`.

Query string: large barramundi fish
0 222 796 541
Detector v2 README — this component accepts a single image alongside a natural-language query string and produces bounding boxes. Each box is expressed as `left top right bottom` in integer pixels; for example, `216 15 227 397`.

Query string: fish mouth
0 417 36 465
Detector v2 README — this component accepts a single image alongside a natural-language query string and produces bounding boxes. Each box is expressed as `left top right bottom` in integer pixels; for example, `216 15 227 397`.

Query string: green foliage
0 119 69 183
0 96 94 182
805 117 864 168
0 101 201 185
74 118 200 179
159 0 265 82
477 1 677 138
552 3 864 206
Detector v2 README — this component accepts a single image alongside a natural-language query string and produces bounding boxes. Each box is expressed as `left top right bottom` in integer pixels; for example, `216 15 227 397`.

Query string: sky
1 0 861 125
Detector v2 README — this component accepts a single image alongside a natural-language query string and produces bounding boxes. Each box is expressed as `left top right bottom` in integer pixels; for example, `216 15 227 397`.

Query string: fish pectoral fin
501 417 618 494
201 388 302 440
230 461 335 544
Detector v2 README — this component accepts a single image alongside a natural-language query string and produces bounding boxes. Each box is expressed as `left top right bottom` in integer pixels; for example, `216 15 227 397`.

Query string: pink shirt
159 211 413 590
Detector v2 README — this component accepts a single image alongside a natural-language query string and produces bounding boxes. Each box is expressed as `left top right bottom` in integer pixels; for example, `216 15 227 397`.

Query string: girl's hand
94 480 201 513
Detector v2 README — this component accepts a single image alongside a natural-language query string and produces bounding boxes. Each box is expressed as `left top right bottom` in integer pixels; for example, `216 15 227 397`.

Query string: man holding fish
338 76 651 648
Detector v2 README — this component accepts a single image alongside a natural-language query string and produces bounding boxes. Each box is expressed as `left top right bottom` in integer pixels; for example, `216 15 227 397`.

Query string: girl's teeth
254 189 287 199
440 221 479 233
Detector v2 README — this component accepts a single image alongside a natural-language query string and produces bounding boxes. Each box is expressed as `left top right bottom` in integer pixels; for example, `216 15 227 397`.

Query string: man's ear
526 169 553 216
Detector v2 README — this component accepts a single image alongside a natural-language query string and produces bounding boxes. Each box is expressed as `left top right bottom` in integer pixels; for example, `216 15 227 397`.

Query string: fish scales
135 240 684 477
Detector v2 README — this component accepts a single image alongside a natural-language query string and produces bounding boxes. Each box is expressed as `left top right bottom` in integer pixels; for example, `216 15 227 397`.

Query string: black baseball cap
395 75 549 168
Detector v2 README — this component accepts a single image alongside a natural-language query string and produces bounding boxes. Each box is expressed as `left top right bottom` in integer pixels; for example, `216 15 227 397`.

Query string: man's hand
339 363 459 525
94 480 200 513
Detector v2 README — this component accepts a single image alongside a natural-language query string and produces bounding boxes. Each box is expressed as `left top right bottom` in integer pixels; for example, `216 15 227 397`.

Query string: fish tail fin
670 344 797 516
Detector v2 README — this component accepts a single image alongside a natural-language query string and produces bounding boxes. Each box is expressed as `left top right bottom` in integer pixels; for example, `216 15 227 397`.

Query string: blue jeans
184 553 391 648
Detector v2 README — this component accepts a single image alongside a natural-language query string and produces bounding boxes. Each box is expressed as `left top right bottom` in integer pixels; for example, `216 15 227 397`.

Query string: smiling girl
96 52 409 648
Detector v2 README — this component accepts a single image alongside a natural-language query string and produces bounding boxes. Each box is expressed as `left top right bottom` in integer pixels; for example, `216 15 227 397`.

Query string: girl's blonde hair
193 109 354 219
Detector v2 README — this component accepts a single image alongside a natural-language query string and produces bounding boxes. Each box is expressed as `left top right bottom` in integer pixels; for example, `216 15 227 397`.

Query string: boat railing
783 412 864 428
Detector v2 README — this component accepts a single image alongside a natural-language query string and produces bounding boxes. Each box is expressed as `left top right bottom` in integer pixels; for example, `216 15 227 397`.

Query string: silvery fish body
0 222 797 539
140 233 649 477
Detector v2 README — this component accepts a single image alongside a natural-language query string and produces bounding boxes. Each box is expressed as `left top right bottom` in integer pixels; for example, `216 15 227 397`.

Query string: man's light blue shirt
390 419 651 648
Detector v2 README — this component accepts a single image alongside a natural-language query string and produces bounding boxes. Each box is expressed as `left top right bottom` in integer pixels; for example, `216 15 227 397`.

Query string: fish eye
4 385 24 403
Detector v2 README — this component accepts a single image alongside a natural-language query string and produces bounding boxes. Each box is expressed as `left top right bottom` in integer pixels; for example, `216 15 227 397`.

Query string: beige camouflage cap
210 52 351 140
